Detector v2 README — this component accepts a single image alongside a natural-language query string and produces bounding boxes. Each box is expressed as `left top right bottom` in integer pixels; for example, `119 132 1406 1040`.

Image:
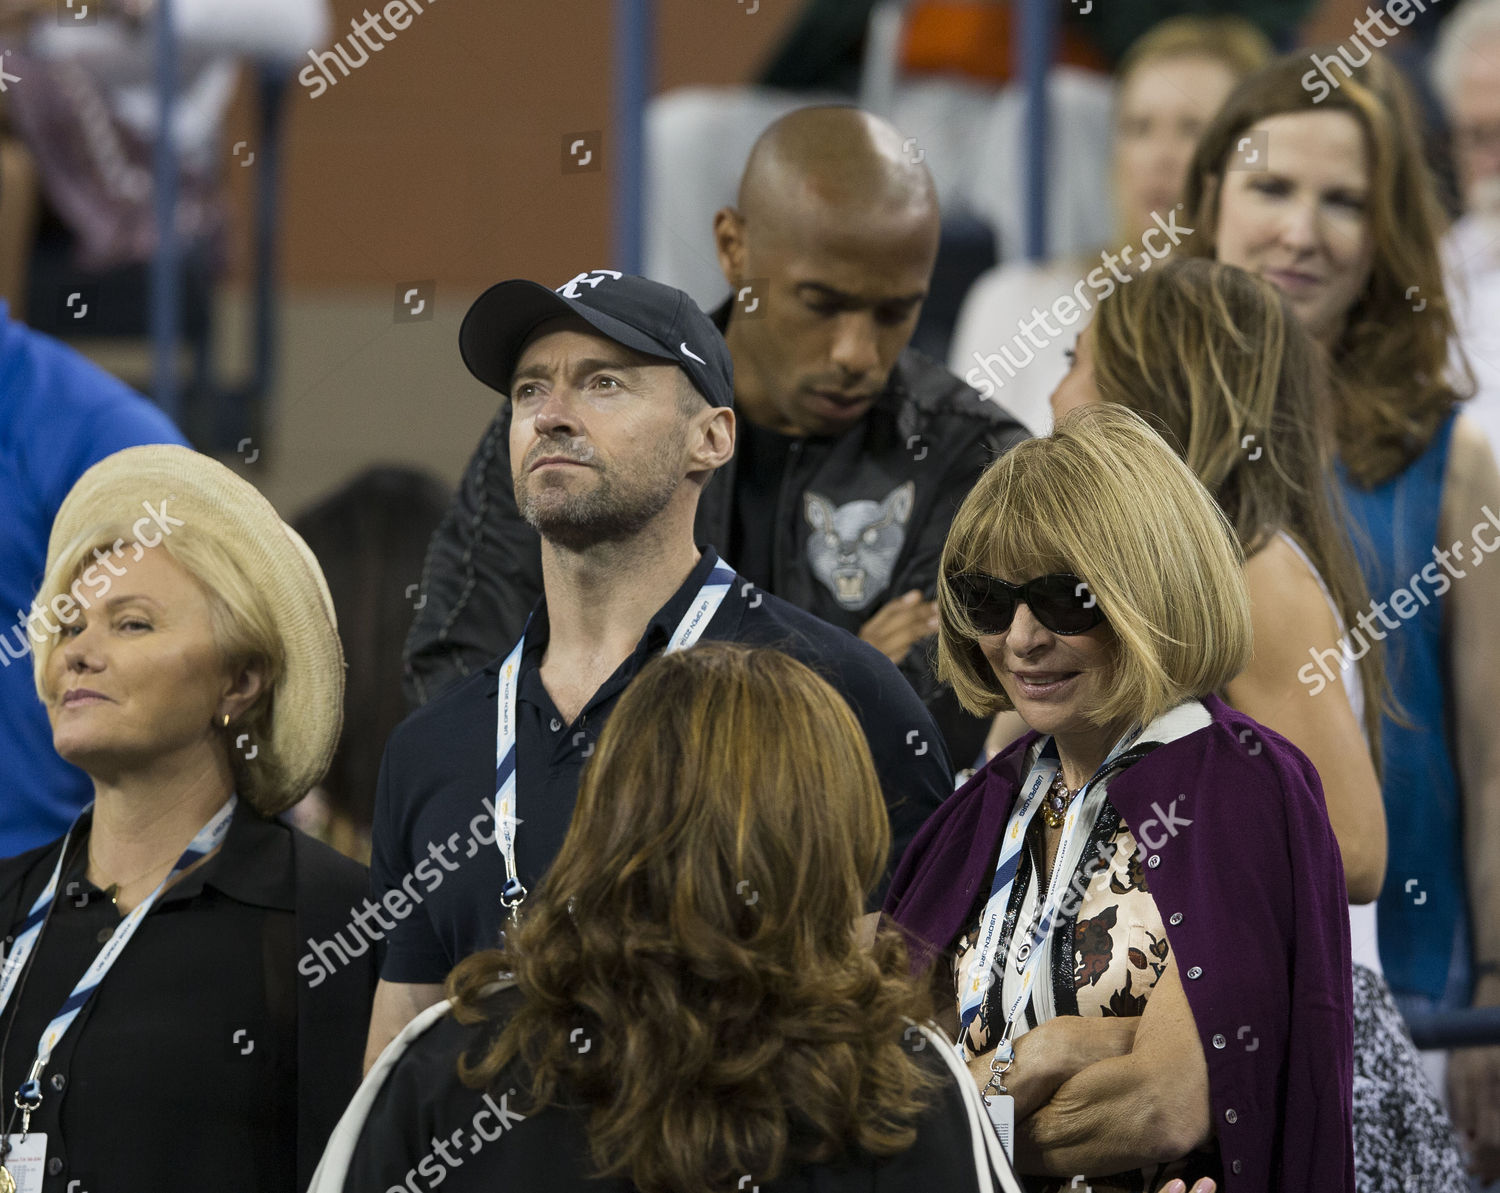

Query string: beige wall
224 0 802 290
208 0 802 513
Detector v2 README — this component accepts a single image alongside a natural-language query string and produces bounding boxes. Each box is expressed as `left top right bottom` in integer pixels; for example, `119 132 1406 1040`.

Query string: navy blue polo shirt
370 547 953 984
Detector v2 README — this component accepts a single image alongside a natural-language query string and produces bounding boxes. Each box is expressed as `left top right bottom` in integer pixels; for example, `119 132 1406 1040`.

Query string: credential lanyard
493 555 738 917
0 795 237 1131
958 730 1139 1063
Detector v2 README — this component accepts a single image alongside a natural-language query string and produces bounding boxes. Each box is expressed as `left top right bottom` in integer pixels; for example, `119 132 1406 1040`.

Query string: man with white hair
1433 0 1500 459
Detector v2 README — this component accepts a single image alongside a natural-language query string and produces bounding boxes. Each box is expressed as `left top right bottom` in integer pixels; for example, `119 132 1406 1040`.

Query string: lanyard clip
13 1060 43 1135
499 877 527 910
982 1046 1013 1099
982 1032 1015 1099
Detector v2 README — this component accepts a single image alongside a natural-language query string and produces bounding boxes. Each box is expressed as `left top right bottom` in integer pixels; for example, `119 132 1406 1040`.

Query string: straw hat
45 445 345 814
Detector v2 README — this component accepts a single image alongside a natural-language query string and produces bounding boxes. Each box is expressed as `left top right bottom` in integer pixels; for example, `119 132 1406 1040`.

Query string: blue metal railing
612 0 652 275
1015 0 1055 262
151 0 180 423
1405 1006 1500 1050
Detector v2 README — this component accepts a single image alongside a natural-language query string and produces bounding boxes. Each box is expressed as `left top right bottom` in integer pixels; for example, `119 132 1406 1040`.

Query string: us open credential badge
984 1093 1014 1159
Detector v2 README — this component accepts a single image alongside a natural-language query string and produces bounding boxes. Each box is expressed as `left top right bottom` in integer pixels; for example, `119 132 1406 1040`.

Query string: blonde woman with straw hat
0 445 374 1193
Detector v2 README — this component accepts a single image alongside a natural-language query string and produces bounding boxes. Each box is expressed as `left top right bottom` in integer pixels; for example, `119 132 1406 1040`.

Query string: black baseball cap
459 270 734 408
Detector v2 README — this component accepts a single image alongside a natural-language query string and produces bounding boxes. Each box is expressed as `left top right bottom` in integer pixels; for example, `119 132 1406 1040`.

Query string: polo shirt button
1169 912 1183 925
1232 1160 1243 1175
1147 855 1161 869
47 1158 63 1176
1212 1033 1226 1049
1225 1108 1238 1124
49 1073 65 1092
1186 965 1203 980
96 925 115 944
549 717 562 732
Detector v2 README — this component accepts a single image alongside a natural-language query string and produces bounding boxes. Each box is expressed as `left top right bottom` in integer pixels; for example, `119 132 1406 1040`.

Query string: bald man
406 107 1027 764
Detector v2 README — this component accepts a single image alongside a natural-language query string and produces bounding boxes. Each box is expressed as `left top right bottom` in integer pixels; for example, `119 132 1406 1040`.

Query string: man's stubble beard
518 453 680 553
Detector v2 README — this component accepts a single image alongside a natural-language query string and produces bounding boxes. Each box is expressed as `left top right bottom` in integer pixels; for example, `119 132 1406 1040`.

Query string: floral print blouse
952 793 1221 1193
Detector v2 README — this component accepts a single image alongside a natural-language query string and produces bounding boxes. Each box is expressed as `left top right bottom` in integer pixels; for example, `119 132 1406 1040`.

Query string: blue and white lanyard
959 731 1139 1063
493 556 738 916
0 794 237 1129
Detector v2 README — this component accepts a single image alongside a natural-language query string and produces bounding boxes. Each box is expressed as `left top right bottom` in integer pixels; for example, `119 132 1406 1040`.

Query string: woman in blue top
1181 49 1500 1177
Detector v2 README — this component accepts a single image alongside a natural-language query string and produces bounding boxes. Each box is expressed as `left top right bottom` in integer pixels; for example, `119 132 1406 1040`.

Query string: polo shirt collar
67 797 297 913
508 546 727 668
187 800 297 911
509 547 729 717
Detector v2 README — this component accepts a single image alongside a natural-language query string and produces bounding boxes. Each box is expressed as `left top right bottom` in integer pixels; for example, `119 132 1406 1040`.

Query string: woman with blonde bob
0 445 374 1193
312 643 1024 1193
885 405 1354 1191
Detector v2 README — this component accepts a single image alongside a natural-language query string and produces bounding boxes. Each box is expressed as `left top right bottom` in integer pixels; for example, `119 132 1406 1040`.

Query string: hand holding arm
1014 959 1212 1175
964 1015 1139 1122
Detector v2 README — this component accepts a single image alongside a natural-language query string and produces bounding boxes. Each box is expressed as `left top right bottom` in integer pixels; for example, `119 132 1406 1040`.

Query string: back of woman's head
448 643 935 1193
1091 256 1326 553
1090 256 1385 745
1181 50 1467 485
292 466 451 837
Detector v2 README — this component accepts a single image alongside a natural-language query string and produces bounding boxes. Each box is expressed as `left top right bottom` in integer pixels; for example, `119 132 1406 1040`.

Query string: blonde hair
1089 255 1386 746
33 524 289 814
1116 14 1274 87
936 404 1252 727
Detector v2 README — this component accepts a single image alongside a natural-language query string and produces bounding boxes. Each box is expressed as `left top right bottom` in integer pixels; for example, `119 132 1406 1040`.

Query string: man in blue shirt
0 301 186 856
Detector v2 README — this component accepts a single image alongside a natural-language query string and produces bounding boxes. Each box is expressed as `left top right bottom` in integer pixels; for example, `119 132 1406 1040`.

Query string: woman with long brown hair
1179 50 1500 1177
310 643 1024 1193
1048 254 1467 1189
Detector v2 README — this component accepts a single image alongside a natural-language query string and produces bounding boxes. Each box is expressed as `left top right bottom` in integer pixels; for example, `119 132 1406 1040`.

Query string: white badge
0 1133 47 1193
983 1094 1014 1159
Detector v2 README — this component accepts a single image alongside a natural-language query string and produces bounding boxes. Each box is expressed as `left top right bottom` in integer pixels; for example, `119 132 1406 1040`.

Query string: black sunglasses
950 572 1105 636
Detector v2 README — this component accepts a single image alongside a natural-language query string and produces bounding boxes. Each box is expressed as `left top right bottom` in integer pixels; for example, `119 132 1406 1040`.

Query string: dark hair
1089 255 1385 745
447 644 936 1193
1181 50 1469 487
291 466 450 844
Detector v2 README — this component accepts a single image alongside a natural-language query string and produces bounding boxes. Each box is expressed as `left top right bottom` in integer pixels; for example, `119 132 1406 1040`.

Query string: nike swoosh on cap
680 342 707 365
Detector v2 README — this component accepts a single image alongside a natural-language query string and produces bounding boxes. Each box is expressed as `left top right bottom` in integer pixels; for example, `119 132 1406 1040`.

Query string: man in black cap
404 107 1028 766
359 271 951 1067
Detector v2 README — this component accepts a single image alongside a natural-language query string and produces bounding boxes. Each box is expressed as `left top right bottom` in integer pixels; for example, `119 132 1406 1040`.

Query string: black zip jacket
403 318 1027 765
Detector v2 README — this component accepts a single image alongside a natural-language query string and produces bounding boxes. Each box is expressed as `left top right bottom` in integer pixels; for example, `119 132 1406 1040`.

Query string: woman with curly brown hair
309 642 1025 1193
1178 50 1500 1176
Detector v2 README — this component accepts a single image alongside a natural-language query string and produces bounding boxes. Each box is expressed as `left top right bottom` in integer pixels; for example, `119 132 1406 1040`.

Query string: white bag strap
907 1019 1028 1193
305 978 516 1192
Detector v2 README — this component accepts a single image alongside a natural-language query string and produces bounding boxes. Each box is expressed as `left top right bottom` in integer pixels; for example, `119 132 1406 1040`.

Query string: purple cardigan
884 695 1354 1192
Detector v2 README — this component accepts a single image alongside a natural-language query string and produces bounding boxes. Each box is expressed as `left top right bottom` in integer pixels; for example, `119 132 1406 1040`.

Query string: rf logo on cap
556 270 623 299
